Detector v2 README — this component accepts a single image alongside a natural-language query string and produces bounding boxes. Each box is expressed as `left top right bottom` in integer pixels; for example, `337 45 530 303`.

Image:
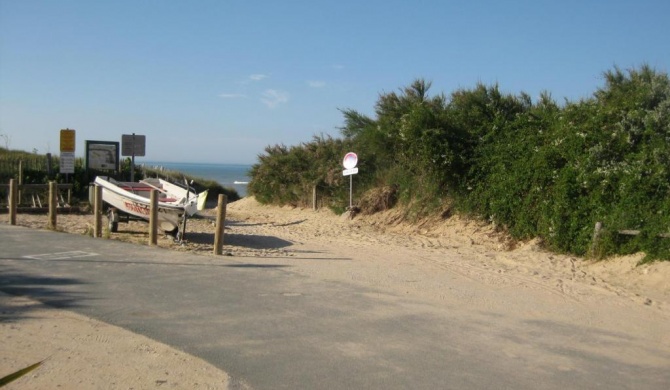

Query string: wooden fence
590 221 670 254
0 182 73 209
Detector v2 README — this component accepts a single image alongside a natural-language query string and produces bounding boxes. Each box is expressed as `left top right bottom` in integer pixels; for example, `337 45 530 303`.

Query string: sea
142 161 252 197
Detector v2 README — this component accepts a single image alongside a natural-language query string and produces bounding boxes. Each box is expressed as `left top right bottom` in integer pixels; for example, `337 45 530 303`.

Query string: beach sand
2 197 669 388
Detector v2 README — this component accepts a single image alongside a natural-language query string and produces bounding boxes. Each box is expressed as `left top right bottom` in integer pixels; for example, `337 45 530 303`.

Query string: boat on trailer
94 176 206 240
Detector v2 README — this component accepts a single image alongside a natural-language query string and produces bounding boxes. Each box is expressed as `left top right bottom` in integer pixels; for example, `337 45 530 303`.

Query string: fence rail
590 221 670 254
1 182 73 208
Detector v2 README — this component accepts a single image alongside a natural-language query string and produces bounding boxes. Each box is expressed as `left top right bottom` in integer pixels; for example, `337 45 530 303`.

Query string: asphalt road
1 224 668 389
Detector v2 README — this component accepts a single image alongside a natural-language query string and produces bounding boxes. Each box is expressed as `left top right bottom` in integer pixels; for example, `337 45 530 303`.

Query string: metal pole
18 160 23 205
349 175 354 209
130 133 135 182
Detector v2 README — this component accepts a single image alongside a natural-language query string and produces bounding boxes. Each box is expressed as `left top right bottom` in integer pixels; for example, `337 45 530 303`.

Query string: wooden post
48 181 57 230
213 194 227 255
94 185 103 237
590 221 603 255
312 185 317 211
46 153 52 176
9 179 17 225
149 189 158 245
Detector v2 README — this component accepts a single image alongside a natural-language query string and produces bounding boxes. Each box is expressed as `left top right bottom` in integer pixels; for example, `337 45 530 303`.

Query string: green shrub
248 135 351 208
248 66 670 261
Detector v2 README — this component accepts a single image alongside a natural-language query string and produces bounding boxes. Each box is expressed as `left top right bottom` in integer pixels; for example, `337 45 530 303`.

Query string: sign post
342 152 359 209
122 133 146 181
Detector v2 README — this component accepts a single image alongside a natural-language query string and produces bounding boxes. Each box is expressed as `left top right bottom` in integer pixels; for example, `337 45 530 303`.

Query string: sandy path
2 197 669 388
0 293 230 389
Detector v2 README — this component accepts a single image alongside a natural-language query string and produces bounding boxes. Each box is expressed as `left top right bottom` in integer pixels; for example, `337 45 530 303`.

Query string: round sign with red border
343 152 358 169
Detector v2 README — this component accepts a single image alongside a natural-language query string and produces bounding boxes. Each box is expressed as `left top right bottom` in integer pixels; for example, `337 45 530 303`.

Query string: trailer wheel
107 210 119 233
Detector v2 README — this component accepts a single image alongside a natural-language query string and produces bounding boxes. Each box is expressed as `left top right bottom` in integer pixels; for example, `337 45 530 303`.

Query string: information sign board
343 167 359 176
60 129 76 152
60 152 75 174
86 140 120 171
122 134 146 156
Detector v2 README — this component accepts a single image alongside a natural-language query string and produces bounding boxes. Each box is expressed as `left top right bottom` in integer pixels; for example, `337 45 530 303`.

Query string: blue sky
1 0 668 164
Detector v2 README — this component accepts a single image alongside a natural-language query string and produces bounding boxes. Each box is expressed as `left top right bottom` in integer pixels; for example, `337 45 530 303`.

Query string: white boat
94 176 206 237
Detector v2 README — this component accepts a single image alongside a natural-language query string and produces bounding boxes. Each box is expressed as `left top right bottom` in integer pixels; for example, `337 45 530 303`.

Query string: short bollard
9 179 17 225
214 194 227 255
149 189 158 245
94 185 103 237
48 181 57 230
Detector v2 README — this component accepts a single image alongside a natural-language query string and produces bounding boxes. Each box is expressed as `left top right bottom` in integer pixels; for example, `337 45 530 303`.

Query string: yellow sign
60 129 76 152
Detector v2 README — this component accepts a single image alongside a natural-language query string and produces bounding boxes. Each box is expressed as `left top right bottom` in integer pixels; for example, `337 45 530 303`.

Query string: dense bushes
248 135 351 211
250 65 670 261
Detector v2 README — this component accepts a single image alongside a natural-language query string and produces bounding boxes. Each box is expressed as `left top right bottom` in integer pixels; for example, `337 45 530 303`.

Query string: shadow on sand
0 264 90 322
185 232 293 250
